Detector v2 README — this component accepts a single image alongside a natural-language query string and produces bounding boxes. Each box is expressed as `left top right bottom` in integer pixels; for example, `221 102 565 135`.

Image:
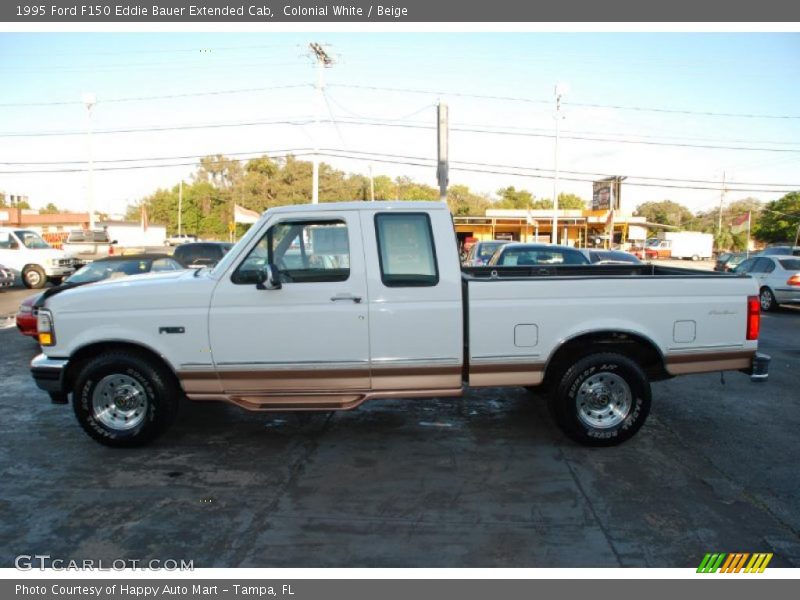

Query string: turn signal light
787 274 800 286
746 295 760 341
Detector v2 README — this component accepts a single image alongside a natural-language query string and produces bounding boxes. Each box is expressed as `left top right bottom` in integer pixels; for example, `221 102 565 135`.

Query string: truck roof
266 201 448 215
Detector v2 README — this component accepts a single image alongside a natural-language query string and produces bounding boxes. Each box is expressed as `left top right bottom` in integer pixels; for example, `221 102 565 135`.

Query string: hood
22 293 42 308
45 268 215 313
22 248 69 260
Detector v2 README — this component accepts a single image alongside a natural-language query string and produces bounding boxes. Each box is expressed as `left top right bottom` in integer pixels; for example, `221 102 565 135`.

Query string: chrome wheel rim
576 372 632 429
760 290 772 310
25 270 42 287
92 374 148 431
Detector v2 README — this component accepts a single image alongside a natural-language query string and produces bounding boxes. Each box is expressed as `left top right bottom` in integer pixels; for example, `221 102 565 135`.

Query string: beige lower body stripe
178 363 463 410
665 350 754 375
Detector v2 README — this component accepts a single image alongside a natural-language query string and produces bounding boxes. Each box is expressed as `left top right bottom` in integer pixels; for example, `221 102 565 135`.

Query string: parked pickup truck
30 202 769 448
62 229 118 266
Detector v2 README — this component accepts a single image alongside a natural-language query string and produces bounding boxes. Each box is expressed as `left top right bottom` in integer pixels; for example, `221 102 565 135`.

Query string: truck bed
461 263 757 387
462 263 738 279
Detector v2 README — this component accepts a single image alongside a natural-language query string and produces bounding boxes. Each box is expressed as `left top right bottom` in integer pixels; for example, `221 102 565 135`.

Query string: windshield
14 230 51 249
67 259 151 283
493 247 589 266
477 242 506 260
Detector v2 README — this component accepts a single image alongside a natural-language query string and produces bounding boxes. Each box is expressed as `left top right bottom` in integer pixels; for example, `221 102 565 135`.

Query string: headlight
37 309 55 346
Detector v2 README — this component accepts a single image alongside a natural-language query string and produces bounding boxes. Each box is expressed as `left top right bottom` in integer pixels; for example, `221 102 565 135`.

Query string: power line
0 117 316 137
3 114 798 155
317 150 798 194
329 83 800 120
0 84 310 108
2 146 797 194
327 118 800 153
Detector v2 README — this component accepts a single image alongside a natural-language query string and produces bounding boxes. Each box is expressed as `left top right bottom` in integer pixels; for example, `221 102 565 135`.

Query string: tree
634 200 694 228
39 203 60 214
556 193 587 210
755 192 800 244
447 185 491 216
495 186 535 209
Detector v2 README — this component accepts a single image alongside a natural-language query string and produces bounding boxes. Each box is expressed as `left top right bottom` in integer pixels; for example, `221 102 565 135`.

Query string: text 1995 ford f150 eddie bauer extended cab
30 202 769 447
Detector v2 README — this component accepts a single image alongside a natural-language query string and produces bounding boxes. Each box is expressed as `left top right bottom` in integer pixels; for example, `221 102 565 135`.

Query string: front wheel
22 265 47 289
760 287 777 312
72 352 179 447
548 352 651 446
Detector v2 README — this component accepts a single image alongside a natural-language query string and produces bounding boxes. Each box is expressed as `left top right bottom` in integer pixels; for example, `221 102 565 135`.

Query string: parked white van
0 228 75 288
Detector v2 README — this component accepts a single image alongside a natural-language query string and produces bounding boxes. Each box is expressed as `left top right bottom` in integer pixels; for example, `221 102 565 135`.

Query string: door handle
331 294 362 304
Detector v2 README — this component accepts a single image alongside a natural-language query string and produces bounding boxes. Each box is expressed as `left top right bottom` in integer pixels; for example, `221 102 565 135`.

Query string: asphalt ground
0 281 798 568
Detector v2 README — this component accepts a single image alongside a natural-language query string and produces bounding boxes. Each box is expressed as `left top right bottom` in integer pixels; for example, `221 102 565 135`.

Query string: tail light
787 274 800 286
746 295 760 341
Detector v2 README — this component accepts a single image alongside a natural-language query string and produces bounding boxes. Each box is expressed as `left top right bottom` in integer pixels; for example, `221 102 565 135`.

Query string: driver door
208 213 370 395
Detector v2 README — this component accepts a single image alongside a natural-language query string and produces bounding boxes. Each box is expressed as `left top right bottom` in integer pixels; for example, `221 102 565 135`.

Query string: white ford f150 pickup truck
30 202 769 447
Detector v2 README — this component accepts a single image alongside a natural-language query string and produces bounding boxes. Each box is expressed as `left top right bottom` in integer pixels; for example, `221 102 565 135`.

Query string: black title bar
4 0 800 22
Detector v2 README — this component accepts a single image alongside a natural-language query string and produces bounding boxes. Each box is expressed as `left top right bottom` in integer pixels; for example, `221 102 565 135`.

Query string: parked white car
164 234 197 247
733 255 800 311
29 202 768 448
0 228 75 288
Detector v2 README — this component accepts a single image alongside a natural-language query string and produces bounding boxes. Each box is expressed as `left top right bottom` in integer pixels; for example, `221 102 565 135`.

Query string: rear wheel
22 265 46 289
72 352 179 447
760 287 777 312
548 352 651 446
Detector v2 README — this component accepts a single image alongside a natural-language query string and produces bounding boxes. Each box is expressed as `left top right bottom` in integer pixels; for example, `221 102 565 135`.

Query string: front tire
548 352 651 446
72 352 179 447
22 265 46 289
759 287 777 312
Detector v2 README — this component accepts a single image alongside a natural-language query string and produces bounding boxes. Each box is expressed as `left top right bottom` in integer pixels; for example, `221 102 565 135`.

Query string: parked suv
172 242 234 268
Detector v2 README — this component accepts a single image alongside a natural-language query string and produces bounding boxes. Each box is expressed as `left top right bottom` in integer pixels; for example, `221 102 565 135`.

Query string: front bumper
749 352 770 383
31 353 69 395
43 266 75 278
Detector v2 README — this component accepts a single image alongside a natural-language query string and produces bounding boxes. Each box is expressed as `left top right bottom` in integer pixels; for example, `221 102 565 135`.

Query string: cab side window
0 233 18 250
233 220 350 284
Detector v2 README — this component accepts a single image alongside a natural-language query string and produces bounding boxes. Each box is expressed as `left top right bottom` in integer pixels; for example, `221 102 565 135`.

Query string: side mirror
257 264 282 290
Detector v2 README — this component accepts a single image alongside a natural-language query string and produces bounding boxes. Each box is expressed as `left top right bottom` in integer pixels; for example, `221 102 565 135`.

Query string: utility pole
309 43 333 204
82 92 96 230
178 179 183 237
437 102 449 203
551 84 566 245
716 171 726 242
368 165 375 201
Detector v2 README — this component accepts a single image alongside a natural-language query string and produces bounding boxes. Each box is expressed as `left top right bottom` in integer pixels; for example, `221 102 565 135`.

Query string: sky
1 32 799 218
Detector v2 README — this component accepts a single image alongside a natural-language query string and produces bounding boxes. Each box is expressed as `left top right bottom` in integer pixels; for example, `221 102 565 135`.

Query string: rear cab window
375 213 439 286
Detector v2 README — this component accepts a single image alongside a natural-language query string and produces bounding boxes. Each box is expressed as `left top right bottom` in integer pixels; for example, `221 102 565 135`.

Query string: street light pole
551 84 566 245
82 92 96 230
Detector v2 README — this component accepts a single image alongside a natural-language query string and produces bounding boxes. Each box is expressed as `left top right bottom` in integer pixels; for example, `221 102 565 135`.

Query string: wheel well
543 331 668 386
65 341 180 393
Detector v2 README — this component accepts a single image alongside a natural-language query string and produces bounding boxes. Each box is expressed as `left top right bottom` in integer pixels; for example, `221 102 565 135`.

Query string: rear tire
72 352 179 447
22 265 46 289
548 352 651 446
759 287 777 312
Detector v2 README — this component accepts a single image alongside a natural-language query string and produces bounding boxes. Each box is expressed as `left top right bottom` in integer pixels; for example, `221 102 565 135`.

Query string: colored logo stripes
697 552 773 573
